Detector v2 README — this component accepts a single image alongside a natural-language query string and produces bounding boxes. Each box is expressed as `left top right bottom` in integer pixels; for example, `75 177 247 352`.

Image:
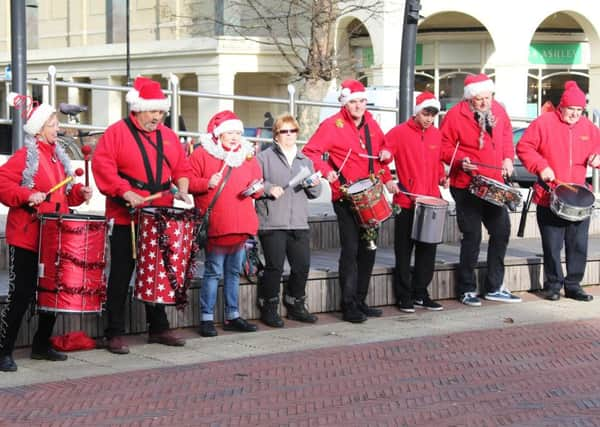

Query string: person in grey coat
256 113 322 327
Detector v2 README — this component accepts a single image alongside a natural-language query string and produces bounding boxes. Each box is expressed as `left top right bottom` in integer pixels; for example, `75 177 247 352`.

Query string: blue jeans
200 248 245 321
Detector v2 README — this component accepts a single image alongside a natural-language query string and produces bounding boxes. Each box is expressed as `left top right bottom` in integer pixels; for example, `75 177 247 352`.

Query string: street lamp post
398 0 421 123
10 0 27 152
126 0 131 86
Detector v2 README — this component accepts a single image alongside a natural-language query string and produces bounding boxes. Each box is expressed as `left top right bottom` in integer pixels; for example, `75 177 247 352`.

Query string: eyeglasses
278 128 299 135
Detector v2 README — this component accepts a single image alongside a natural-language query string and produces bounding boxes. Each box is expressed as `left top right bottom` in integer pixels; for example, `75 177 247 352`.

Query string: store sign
529 43 582 65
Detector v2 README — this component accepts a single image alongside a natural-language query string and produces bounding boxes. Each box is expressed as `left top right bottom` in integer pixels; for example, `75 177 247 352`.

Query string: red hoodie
383 118 445 209
92 113 192 225
440 99 514 189
302 108 392 201
516 110 600 207
0 141 86 251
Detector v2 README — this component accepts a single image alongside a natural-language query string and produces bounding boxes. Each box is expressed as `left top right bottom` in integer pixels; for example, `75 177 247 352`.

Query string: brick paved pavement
2 317 600 426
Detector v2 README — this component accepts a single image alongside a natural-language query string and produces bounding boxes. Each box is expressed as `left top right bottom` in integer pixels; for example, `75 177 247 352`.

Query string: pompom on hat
463 74 495 99
126 76 170 112
559 80 586 108
7 92 56 136
338 79 368 105
206 110 244 140
414 91 440 114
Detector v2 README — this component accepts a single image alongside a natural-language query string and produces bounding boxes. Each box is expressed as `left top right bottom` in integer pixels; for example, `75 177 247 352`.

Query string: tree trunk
297 78 334 141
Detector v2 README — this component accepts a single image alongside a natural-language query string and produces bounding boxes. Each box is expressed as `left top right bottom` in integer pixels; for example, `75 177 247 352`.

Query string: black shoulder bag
196 167 232 249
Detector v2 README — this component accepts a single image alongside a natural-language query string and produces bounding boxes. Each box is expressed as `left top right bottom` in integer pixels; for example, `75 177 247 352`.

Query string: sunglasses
278 128 299 135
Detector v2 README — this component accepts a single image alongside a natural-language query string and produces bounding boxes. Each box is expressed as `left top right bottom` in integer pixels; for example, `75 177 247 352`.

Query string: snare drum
411 197 449 244
37 214 108 313
135 207 198 305
550 183 594 222
469 175 522 210
345 179 392 227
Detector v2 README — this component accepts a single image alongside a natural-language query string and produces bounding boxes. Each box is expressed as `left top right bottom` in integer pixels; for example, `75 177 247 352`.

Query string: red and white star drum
135 207 198 305
37 213 108 313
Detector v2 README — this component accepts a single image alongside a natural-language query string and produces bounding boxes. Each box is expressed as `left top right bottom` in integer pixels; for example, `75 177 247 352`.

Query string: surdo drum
411 197 449 244
37 214 108 313
135 207 198 306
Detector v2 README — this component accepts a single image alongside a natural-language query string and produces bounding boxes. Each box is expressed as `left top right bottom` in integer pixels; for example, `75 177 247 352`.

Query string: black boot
0 354 17 372
259 297 284 328
284 295 318 323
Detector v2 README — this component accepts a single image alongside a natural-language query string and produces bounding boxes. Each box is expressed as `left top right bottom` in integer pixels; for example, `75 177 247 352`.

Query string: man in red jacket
517 81 600 301
93 77 192 354
303 79 395 323
381 92 447 313
441 74 521 307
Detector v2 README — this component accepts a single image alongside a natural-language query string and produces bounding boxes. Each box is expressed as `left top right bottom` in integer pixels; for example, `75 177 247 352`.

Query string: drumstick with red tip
81 145 92 187
30 168 84 206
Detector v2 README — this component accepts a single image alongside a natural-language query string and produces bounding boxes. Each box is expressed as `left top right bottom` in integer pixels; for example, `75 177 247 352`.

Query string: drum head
347 179 373 194
415 196 448 207
555 184 594 208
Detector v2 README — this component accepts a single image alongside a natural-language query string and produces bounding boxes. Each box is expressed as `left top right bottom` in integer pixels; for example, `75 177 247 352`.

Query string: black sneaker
397 301 415 313
357 302 382 317
199 321 218 337
0 354 17 372
342 304 367 323
414 297 444 311
223 317 258 332
30 348 68 362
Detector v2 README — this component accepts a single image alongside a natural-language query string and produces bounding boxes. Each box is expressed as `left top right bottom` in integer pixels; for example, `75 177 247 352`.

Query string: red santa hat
207 110 244 139
463 74 495 99
414 91 440 114
338 79 368 105
7 92 56 136
126 76 171 112
559 80 586 108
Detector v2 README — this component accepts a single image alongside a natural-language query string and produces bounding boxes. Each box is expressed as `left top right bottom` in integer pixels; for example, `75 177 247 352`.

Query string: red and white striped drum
135 207 198 305
37 214 108 313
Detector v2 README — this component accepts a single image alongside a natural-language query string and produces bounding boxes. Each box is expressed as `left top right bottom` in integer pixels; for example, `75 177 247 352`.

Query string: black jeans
258 229 311 300
105 225 170 338
0 246 56 356
537 206 589 293
333 199 377 308
393 209 437 303
450 187 511 296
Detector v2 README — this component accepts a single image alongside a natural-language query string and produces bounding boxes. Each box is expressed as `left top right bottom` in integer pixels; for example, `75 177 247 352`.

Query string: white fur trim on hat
23 103 56 136
212 119 244 137
415 98 441 114
339 88 368 105
126 88 171 112
463 79 495 99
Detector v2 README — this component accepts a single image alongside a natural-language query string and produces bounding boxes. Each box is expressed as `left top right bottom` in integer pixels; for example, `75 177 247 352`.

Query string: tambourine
302 171 322 188
241 179 264 197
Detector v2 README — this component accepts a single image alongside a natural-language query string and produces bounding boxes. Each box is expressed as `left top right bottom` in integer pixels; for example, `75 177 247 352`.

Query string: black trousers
393 208 437 303
105 225 170 338
0 246 56 356
450 187 511 296
537 206 589 293
258 229 311 300
333 199 377 308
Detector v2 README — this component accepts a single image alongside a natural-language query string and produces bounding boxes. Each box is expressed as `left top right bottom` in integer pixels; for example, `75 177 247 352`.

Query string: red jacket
302 108 392 201
440 100 514 189
92 113 192 225
384 119 444 209
189 145 262 245
516 110 600 207
0 141 86 251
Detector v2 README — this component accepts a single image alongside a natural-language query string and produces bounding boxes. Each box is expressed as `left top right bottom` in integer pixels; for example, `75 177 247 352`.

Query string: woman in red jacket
381 92 447 313
0 95 92 372
189 111 262 337
517 81 600 301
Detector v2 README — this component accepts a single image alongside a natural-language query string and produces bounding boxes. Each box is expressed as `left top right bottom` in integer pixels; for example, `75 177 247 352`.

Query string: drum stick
130 218 137 260
82 145 92 187
554 179 578 192
447 143 460 176
28 176 74 207
358 153 378 159
468 161 503 170
337 149 352 175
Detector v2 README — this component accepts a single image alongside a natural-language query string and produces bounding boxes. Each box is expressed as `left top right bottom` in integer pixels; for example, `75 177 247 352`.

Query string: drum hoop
40 213 107 222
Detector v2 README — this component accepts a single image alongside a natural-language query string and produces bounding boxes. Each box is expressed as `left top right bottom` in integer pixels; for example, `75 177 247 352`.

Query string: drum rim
140 206 188 214
554 183 595 206
40 213 107 221
347 178 377 194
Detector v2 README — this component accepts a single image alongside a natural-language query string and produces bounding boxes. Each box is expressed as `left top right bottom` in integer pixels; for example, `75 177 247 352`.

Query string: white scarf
198 133 255 167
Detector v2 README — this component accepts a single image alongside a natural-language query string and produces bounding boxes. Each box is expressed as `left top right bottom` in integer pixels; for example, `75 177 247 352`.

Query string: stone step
2 235 600 348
